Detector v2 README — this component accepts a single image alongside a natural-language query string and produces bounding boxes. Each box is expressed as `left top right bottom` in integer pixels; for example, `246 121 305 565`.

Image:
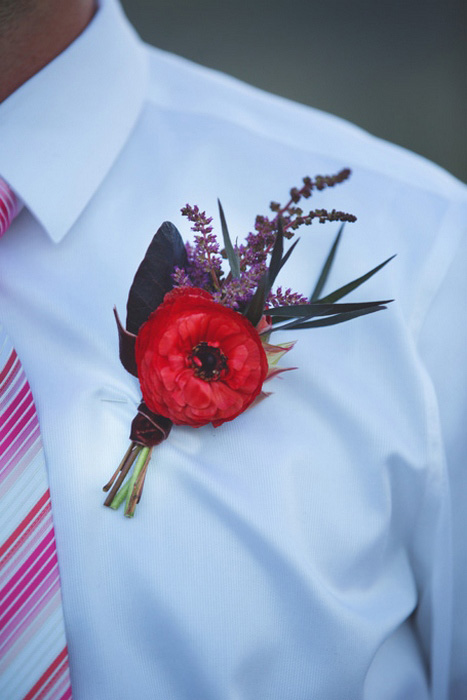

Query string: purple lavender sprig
212 268 263 310
180 204 224 292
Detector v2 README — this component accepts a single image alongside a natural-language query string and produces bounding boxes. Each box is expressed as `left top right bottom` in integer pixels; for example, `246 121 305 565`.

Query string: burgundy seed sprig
176 169 356 311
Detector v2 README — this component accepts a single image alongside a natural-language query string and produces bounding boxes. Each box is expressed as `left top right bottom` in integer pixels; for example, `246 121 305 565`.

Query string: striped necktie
0 178 21 237
0 180 72 698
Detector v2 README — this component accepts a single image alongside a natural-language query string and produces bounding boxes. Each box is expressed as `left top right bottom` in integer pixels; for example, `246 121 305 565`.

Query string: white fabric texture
0 0 466 697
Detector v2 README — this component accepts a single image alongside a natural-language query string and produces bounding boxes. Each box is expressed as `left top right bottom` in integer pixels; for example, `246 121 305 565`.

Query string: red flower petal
135 287 268 427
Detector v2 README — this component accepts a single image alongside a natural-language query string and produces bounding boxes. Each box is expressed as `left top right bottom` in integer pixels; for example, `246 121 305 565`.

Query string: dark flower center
189 342 228 381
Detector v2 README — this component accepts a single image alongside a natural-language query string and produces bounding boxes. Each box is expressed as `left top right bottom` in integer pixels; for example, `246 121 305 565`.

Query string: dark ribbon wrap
130 402 173 446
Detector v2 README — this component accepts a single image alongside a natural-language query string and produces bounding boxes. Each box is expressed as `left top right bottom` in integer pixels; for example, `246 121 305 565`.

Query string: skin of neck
0 0 97 103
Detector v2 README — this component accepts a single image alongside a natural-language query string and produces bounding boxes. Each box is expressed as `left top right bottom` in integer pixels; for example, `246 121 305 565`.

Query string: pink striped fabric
0 178 21 238
0 183 72 699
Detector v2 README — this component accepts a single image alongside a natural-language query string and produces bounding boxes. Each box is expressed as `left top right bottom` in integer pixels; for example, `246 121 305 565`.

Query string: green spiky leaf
317 255 396 304
218 199 241 279
274 304 389 330
309 223 344 302
244 273 269 327
268 300 391 322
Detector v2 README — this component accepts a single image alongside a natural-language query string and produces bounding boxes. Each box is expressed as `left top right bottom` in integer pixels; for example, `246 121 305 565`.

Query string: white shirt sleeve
414 198 467 698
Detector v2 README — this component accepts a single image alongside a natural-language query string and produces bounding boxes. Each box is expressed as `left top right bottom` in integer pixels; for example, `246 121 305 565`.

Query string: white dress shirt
1 1 466 698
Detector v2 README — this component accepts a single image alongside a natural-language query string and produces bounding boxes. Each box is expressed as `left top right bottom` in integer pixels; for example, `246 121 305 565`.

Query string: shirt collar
0 0 148 243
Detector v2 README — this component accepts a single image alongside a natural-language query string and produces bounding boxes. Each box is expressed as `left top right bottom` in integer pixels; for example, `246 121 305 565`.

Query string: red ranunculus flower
134 287 268 427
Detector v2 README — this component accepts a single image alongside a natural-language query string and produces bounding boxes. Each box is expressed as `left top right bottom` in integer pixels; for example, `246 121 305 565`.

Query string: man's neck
0 0 97 103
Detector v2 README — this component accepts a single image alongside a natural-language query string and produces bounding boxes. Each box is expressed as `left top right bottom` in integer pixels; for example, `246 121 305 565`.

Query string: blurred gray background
121 0 466 182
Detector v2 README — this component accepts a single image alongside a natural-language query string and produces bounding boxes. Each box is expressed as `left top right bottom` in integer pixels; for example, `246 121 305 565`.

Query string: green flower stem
124 447 151 518
109 479 130 510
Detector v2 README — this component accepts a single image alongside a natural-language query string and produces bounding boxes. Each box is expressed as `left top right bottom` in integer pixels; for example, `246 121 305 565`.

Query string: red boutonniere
103 169 393 516
135 287 268 427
